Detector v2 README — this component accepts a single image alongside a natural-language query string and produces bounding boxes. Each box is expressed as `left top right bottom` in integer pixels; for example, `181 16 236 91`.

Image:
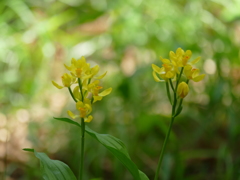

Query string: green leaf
23 148 77 180
54 117 149 180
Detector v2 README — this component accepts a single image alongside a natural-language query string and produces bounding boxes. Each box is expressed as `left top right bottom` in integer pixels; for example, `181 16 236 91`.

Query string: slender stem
78 117 85 180
172 93 177 116
154 116 175 180
88 78 91 85
169 79 175 92
174 98 183 117
68 87 77 102
78 78 84 101
154 70 184 179
166 81 172 105
175 67 184 91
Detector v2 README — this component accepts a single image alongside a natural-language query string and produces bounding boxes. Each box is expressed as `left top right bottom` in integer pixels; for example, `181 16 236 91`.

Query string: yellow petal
190 57 201 65
87 80 100 89
85 104 92 113
73 86 81 101
67 110 77 119
95 71 107 79
62 73 73 87
169 51 176 59
80 56 86 62
165 71 174 78
93 96 103 103
176 48 184 56
64 64 72 71
152 64 164 74
71 58 77 65
91 65 100 76
84 98 91 105
84 115 93 123
82 74 93 81
76 101 84 109
193 74 205 82
52 81 63 89
171 60 177 67
160 57 171 64
99 88 112 97
185 50 192 57
192 69 200 78
152 71 163 82
82 79 88 90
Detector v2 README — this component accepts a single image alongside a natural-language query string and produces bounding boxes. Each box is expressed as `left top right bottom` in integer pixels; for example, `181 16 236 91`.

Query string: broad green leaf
23 148 77 180
54 117 149 180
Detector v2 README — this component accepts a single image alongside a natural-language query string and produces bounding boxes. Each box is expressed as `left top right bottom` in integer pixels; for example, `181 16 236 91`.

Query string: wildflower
169 48 186 67
152 63 176 82
169 48 201 67
177 82 189 98
52 73 76 89
152 49 205 178
64 57 91 79
184 64 205 82
53 56 112 123
152 48 205 83
67 101 93 123
87 80 112 103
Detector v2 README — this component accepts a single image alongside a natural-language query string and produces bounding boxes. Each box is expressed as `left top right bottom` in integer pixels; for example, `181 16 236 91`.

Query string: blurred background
0 0 240 179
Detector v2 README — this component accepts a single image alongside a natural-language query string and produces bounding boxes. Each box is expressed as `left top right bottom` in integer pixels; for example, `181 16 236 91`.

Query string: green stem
174 79 189 117
174 98 183 117
68 87 77 102
169 79 175 92
155 72 183 179
154 116 175 180
78 117 85 180
175 67 184 92
166 81 172 105
78 78 84 101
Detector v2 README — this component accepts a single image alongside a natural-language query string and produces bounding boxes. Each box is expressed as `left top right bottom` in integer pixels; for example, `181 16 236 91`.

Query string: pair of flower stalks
52 48 205 179
152 48 205 179
52 57 112 180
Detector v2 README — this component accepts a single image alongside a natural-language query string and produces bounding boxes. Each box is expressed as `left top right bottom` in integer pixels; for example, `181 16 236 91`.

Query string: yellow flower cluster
152 48 205 98
52 57 112 123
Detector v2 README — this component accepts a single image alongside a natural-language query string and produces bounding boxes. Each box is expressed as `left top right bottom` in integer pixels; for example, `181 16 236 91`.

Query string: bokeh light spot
204 59 216 75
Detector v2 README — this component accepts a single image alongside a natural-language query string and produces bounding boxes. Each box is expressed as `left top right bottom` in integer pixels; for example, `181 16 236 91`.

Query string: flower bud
177 82 189 98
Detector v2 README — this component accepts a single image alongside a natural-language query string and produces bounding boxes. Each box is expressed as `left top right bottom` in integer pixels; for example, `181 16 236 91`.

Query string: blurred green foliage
1 0 240 179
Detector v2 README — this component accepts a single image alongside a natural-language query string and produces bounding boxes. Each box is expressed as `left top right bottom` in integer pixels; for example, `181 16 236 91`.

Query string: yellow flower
73 86 82 101
152 63 176 82
53 56 112 123
169 48 201 67
52 73 76 89
177 82 189 98
64 57 91 79
170 48 194 67
169 48 185 67
184 64 205 82
85 65 108 79
87 80 112 103
67 101 93 123
64 56 108 81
